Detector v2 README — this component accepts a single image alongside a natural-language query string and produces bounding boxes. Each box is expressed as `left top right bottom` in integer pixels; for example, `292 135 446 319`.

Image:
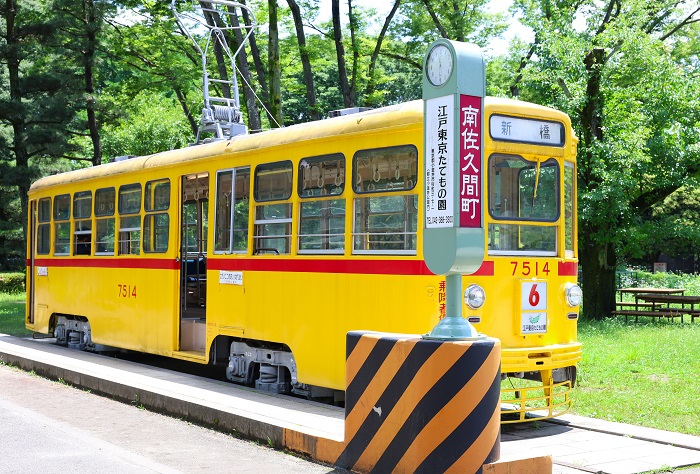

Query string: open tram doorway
179 172 209 353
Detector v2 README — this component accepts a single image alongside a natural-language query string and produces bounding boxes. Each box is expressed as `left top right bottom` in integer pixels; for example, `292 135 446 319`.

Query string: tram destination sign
490 115 564 147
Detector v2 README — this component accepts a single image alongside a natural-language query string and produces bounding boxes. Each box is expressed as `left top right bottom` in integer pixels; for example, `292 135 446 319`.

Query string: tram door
28 200 37 325
179 173 209 353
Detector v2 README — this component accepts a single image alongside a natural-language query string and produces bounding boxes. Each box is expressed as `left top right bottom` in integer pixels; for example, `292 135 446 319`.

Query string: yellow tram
26 97 581 421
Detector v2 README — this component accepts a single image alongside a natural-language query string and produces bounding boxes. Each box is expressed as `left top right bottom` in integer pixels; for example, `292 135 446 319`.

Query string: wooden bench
615 302 654 309
611 310 684 323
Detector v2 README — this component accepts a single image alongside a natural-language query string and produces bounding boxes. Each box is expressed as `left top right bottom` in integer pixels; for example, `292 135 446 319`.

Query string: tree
510 0 700 318
267 0 282 126
286 0 320 120
50 0 110 166
331 0 353 107
0 0 79 268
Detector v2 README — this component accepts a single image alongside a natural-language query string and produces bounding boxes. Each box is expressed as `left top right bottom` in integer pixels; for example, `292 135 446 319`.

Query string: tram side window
565 162 575 258
254 161 292 255
118 183 141 255
53 194 70 255
95 187 115 255
298 154 345 254
144 179 170 253
214 167 250 253
37 197 51 255
487 154 558 255
73 191 92 255
352 145 418 254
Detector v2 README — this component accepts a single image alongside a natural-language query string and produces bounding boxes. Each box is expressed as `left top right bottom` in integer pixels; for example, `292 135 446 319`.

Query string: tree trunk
239 1 270 111
4 0 31 241
201 6 232 99
580 46 611 319
347 0 358 101
364 0 400 107
173 85 198 137
225 6 261 131
286 0 319 121
580 235 617 319
84 0 102 166
267 0 282 127
331 0 353 108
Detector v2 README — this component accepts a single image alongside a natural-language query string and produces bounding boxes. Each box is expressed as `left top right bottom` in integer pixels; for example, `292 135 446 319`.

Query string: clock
426 43 453 86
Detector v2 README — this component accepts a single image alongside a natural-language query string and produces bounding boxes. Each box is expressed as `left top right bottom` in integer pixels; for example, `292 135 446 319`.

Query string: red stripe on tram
207 258 435 276
558 261 578 276
29 257 179 270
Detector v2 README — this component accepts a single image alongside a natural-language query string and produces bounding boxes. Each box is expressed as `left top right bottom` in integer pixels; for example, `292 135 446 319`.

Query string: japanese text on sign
425 95 454 228
459 95 482 228
489 114 564 146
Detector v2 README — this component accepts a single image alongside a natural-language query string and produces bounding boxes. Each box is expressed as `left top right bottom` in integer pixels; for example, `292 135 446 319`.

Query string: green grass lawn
0 292 31 337
573 317 700 435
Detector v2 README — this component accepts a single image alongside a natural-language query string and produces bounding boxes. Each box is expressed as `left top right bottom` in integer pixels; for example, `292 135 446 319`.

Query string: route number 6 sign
521 281 547 334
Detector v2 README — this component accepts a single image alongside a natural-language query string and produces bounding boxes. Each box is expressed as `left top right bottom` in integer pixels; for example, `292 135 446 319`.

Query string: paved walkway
2 334 700 474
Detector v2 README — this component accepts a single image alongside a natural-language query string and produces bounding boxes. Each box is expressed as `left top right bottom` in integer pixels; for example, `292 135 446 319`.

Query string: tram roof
29 97 569 193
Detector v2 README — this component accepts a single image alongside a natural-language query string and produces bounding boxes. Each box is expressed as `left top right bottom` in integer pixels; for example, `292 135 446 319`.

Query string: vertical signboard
422 40 485 276
425 95 454 228
459 94 482 229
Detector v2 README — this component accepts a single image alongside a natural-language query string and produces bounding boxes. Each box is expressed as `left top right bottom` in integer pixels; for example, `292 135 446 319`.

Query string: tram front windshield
487 154 559 256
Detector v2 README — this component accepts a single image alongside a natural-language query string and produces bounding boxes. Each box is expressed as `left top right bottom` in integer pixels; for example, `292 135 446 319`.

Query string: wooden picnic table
614 287 689 322
637 294 700 323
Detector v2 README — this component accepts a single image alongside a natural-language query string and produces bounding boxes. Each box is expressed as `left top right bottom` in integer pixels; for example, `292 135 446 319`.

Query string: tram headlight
564 283 583 307
464 284 486 309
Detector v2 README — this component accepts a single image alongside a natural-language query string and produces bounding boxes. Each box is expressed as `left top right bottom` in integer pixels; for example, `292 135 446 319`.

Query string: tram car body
26 97 581 420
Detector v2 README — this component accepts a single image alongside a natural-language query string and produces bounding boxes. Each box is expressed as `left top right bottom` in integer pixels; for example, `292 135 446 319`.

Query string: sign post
422 40 486 339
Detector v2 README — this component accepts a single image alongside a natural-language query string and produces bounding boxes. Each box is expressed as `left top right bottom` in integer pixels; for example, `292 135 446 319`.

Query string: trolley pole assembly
422 40 487 339
171 0 256 143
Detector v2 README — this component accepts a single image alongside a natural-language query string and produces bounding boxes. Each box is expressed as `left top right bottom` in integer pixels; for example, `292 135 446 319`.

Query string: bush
0 272 25 293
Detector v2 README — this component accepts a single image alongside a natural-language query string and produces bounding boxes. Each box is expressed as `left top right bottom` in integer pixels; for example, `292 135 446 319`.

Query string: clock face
426 44 453 86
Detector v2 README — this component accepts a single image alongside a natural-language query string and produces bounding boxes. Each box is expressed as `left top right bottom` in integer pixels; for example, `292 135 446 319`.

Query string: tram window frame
352 145 418 194
488 154 560 222
118 183 142 255
145 179 170 212
254 161 293 202
353 194 418 255
37 197 51 255
73 191 92 256
143 179 170 253
53 194 71 256
253 161 293 255
214 167 250 254
254 203 292 255
298 154 345 198
95 187 116 255
143 213 169 253
564 161 575 258
487 154 560 256
297 154 345 254
299 199 345 254
351 145 418 255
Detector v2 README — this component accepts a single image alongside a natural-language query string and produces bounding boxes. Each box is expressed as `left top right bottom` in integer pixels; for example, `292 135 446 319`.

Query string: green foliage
0 273 25 294
101 92 194 157
0 292 29 337
619 270 700 295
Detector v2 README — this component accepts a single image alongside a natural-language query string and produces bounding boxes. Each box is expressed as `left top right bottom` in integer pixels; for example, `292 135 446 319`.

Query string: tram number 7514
511 261 550 277
117 284 137 299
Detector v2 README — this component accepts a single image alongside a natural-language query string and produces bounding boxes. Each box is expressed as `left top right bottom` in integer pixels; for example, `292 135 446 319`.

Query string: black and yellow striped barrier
333 331 502 473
